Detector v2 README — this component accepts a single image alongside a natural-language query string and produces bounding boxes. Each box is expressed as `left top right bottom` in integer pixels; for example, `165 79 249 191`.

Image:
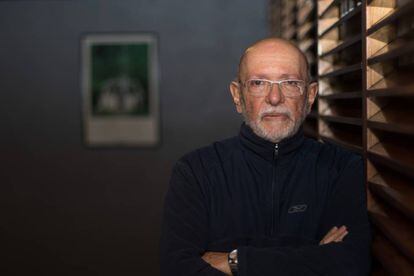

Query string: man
160 38 371 275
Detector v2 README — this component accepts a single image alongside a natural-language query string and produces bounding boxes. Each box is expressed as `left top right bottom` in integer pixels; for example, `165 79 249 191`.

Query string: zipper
270 143 279 235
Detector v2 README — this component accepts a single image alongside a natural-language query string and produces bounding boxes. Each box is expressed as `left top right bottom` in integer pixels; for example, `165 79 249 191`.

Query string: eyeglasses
238 78 307 98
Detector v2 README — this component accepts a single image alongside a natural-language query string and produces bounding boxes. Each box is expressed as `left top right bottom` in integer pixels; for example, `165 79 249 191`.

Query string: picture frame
81 33 160 147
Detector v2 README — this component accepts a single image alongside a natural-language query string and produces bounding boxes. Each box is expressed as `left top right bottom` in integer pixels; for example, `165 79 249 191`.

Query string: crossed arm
202 226 349 275
160 157 371 275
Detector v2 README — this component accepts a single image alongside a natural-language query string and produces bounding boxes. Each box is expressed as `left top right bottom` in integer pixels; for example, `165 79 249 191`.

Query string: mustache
259 106 293 119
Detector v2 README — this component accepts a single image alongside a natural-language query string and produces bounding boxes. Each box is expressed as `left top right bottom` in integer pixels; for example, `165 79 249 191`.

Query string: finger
334 230 349 242
326 226 338 236
320 226 338 243
323 226 339 239
321 226 347 245
329 227 347 242
319 226 338 245
201 252 211 262
329 226 347 240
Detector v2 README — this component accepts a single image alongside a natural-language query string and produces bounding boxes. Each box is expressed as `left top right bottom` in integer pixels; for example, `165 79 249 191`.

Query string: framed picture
81 33 159 147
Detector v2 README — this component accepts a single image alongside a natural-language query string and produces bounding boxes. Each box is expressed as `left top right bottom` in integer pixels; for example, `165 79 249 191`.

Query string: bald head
237 38 310 82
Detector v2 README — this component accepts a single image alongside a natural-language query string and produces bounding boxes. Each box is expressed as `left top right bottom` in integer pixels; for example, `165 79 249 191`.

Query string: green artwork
82 34 159 146
91 44 149 116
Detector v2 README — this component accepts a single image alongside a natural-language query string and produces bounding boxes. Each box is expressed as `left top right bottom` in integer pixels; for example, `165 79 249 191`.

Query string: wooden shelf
320 115 362 126
318 0 339 19
319 91 361 100
369 193 414 263
368 67 413 91
369 173 414 221
297 3 315 26
367 1 414 36
368 153 414 181
320 100 362 120
368 142 414 178
320 134 362 153
367 97 414 135
274 0 414 273
298 22 316 40
319 63 361 78
319 35 361 58
367 86 414 98
372 233 414 276
368 120 414 136
318 5 361 38
282 15 296 29
275 1 414 274
319 118 362 151
283 27 297 40
299 38 316 53
368 41 414 65
319 72 363 96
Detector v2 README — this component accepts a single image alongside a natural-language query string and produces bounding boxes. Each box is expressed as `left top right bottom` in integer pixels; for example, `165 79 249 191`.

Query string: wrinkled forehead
240 43 308 80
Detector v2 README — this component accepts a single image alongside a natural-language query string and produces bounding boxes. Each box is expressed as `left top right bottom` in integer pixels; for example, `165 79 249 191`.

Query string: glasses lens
246 79 269 95
280 80 304 97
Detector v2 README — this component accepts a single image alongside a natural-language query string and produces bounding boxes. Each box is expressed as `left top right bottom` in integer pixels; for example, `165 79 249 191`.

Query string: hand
202 251 232 275
319 225 348 245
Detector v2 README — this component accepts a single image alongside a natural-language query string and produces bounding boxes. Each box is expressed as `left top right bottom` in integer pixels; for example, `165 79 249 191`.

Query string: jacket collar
239 122 305 163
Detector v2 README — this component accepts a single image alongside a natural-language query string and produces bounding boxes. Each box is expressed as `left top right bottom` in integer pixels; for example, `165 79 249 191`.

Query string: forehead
242 44 305 79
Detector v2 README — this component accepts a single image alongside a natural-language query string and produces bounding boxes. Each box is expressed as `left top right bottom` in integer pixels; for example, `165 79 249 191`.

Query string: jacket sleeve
160 161 225 276
237 156 372 276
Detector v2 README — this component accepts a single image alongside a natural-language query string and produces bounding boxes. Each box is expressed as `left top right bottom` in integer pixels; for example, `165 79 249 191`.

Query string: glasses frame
237 78 309 98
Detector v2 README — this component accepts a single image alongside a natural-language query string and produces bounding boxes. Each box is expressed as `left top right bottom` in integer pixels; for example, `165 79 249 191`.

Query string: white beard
241 97 309 143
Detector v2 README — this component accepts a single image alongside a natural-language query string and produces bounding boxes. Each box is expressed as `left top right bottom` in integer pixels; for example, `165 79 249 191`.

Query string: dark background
0 0 268 275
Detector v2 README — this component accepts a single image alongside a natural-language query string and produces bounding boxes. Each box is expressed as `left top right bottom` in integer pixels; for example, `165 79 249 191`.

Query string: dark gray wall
0 1 267 275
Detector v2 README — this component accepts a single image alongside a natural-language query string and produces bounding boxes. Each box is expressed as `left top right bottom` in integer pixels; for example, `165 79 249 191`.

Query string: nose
266 82 283 105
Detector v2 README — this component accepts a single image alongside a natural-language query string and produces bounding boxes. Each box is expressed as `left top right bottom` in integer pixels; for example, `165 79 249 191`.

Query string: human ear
306 82 318 109
230 81 243 114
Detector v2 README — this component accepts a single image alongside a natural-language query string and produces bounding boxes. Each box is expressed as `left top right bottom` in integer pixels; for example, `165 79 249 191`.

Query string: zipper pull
274 144 279 158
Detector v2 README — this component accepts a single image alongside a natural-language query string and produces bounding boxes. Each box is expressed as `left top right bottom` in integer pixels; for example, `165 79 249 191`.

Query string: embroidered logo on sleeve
288 204 307 214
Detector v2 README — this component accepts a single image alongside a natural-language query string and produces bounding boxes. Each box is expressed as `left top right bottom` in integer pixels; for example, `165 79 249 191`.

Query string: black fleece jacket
160 123 371 275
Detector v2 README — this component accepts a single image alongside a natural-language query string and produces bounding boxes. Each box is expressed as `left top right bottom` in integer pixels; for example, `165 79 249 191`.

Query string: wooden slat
368 120 414 136
368 41 414 65
318 5 361 38
372 233 414 276
319 118 362 152
297 2 315 26
367 96 414 134
369 172 414 221
368 193 414 263
319 63 361 78
368 152 414 181
320 115 362 126
369 142 414 167
367 1 414 36
366 0 397 29
283 27 297 40
318 0 339 18
320 134 363 153
368 143 414 180
319 91 361 100
299 38 315 53
319 35 361 58
298 21 316 39
366 86 414 98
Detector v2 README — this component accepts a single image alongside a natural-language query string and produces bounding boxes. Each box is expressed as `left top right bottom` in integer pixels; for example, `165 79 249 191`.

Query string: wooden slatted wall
273 0 414 274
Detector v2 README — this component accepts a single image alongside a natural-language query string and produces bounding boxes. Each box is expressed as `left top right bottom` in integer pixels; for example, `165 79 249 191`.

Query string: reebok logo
288 204 307 214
